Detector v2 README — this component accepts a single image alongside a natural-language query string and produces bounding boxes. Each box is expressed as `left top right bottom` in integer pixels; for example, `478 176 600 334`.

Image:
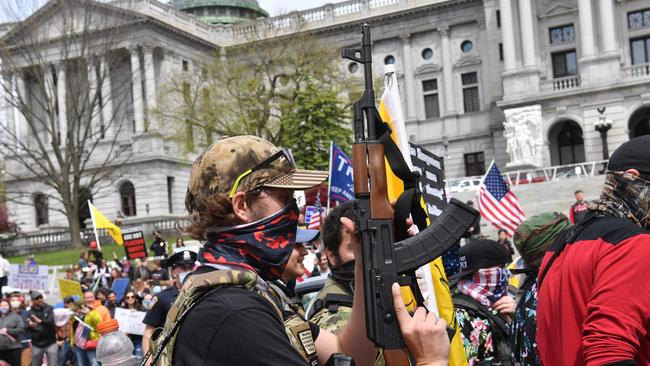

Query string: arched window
34 194 49 226
120 181 137 217
549 120 585 165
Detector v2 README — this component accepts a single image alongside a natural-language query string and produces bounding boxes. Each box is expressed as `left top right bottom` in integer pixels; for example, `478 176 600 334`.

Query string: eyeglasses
228 148 295 198
125 296 135 299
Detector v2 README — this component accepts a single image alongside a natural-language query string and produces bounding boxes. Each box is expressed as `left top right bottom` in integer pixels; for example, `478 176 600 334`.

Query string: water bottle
96 319 138 366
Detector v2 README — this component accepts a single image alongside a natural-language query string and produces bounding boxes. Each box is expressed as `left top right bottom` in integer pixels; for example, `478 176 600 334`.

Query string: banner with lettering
328 143 355 209
409 142 447 217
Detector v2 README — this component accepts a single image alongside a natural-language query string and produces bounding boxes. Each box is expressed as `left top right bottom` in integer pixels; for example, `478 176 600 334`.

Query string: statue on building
503 105 543 168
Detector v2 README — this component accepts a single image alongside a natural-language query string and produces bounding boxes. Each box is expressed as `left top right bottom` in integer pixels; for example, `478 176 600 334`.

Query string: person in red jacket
536 135 650 366
568 189 589 224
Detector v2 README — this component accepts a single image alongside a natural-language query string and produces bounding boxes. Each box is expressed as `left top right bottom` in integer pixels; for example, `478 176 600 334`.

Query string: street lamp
595 107 613 161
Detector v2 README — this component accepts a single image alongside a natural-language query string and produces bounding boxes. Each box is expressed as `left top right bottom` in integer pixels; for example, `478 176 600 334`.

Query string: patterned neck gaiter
588 172 650 230
199 200 299 281
457 267 511 307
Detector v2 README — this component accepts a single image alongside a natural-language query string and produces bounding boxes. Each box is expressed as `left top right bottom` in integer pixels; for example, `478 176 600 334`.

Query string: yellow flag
89 201 123 245
379 65 468 366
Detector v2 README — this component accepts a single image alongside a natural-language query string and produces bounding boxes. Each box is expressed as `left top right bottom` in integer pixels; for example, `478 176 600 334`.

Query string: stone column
439 26 456 116
142 43 156 131
15 72 28 142
56 62 67 144
129 45 145 133
44 65 56 143
2 72 16 140
577 0 596 58
399 34 416 120
519 0 537 68
599 0 616 54
100 56 114 137
499 0 517 71
87 59 101 137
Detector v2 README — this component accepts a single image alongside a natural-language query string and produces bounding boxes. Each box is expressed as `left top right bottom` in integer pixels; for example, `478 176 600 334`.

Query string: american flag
308 192 322 230
477 162 526 235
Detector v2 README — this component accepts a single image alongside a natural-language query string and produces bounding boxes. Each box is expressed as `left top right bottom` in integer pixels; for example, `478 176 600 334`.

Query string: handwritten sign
122 231 148 259
58 279 83 300
114 308 146 336
8 265 49 291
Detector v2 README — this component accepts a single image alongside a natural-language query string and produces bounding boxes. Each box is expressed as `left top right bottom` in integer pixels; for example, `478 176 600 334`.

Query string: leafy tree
279 80 352 170
155 23 358 154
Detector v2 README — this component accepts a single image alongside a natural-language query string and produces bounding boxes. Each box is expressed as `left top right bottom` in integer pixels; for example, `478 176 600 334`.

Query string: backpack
146 268 317 366
453 293 513 366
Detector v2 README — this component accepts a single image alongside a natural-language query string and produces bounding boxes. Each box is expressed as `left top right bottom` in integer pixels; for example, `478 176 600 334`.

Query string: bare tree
0 0 136 247
155 21 359 152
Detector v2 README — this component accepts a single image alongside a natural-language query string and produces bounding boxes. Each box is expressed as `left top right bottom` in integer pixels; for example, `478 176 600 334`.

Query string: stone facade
1 0 650 234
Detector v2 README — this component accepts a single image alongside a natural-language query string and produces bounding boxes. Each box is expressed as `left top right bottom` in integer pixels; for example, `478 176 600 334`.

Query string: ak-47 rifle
342 24 479 352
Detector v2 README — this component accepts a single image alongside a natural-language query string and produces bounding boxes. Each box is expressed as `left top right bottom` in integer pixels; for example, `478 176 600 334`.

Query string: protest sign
328 143 354 208
409 143 447 218
111 278 130 303
114 308 146 336
58 279 83 300
8 265 48 291
122 231 148 259
304 205 325 226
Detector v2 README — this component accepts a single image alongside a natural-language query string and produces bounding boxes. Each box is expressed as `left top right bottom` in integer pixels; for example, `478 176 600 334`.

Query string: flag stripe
479 188 521 228
478 194 519 233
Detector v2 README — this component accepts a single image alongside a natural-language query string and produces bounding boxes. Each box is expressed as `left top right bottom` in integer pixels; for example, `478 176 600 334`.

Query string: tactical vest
308 277 354 324
148 268 317 366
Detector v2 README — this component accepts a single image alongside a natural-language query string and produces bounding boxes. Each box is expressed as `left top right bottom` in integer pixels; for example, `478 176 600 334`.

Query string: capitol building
1 0 649 240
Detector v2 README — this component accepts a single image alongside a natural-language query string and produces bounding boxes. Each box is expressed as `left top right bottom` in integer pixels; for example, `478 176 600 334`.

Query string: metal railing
447 160 608 188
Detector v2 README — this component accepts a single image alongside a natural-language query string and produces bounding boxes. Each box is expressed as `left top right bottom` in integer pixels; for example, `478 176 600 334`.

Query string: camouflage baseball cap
513 211 571 268
188 135 328 202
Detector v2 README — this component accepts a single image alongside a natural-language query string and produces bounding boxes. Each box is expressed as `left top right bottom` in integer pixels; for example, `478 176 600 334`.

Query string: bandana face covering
330 260 356 293
200 200 299 280
588 172 650 230
457 267 511 307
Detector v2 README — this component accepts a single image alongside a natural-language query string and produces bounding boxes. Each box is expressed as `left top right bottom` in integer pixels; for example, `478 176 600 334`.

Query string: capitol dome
173 0 268 24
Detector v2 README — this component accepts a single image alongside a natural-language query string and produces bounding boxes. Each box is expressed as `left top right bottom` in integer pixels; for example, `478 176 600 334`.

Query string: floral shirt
511 276 540 366
455 307 495 365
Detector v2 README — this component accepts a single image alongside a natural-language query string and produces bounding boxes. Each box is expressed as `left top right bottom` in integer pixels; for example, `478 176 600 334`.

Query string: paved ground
449 174 604 240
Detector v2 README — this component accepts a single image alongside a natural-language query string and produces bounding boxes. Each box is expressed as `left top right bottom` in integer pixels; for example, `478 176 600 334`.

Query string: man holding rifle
146 135 451 366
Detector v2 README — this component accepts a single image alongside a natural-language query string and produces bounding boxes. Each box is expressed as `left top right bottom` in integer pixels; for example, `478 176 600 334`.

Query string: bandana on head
199 200 299 281
457 267 511 307
588 171 650 230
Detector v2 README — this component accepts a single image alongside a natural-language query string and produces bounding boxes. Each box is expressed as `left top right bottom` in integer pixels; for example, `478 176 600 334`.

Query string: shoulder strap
452 293 510 336
309 293 354 318
538 213 598 288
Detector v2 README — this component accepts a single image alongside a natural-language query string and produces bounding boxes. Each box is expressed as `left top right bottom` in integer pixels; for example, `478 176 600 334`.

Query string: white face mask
9 300 20 309
0 306 9 314
178 271 190 285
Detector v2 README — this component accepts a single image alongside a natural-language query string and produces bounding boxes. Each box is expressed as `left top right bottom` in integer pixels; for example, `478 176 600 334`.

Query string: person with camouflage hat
537 135 650 365
148 136 451 366
510 212 571 366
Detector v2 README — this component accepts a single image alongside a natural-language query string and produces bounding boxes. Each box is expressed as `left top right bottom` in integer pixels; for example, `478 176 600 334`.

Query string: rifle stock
343 23 479 356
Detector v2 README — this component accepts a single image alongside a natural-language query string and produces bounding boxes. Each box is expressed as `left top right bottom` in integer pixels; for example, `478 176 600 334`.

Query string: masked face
9 300 20 309
0 305 9 314
201 200 299 280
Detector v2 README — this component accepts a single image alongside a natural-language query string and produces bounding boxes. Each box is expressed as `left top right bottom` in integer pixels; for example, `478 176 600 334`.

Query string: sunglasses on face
229 148 296 198
126 296 135 299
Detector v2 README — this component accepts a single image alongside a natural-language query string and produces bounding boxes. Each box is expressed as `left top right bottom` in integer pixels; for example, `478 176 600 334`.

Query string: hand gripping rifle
342 24 479 353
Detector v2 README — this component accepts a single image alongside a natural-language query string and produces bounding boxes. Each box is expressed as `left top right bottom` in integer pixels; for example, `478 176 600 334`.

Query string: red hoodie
537 215 650 366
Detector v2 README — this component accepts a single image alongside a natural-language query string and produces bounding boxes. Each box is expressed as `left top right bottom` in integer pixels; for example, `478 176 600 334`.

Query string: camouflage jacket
149 268 317 366
309 277 385 366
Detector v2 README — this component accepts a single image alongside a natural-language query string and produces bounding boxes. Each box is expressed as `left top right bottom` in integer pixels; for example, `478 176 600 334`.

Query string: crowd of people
3 135 648 366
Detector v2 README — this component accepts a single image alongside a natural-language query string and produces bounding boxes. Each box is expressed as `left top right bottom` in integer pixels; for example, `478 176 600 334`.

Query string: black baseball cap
450 239 510 280
607 136 650 176
168 250 197 269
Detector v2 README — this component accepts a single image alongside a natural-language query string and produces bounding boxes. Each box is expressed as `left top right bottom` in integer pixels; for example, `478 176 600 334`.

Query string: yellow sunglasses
228 148 295 198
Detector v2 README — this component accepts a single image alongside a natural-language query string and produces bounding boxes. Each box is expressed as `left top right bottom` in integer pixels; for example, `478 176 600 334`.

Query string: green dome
174 0 268 24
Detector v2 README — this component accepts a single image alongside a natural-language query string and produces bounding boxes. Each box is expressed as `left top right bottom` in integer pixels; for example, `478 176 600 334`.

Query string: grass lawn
6 234 192 266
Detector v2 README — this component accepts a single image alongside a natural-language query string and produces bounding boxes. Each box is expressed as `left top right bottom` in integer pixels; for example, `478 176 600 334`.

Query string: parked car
295 274 327 314
447 178 482 193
